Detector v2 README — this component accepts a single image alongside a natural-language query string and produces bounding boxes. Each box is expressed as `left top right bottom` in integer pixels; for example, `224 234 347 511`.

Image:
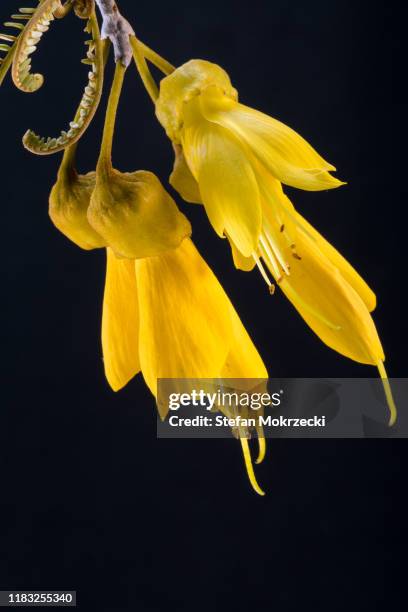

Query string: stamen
240 437 265 496
255 424 266 464
279 224 296 249
263 223 290 275
252 251 275 291
290 244 302 259
259 236 281 279
377 361 397 426
279 205 317 243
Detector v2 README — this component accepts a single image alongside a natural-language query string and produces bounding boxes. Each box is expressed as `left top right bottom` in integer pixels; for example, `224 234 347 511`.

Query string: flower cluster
0 0 396 494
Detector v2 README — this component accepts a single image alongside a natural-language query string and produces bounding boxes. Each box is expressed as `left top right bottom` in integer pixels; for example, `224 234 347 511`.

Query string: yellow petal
169 144 202 204
261 190 394 422
182 110 262 257
221 305 268 378
199 87 344 192
254 163 377 313
136 239 234 407
276 229 384 365
102 248 141 391
228 237 256 271
88 169 191 259
294 212 377 312
156 59 238 143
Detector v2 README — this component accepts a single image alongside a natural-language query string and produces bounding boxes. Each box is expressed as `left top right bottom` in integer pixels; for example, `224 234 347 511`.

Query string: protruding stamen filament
377 360 397 426
259 237 282 280
252 251 275 291
255 424 266 464
240 437 265 496
263 223 290 276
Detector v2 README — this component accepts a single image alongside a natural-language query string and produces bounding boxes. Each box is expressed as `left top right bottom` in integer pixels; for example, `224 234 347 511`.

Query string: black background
0 1 406 610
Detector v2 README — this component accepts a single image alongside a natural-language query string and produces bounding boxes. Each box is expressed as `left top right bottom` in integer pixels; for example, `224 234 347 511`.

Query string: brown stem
94 0 134 66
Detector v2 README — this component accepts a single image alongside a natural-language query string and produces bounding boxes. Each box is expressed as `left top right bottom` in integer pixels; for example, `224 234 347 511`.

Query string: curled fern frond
53 1 75 19
11 0 66 93
0 3 41 87
22 10 106 155
73 0 95 19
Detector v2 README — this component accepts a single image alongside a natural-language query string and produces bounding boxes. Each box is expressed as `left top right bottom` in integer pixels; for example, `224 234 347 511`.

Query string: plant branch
94 0 134 66
138 41 175 75
98 61 126 172
130 37 159 102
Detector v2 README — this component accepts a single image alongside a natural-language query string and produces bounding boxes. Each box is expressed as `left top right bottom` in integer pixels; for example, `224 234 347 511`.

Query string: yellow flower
87 62 191 259
103 237 268 495
156 59 396 424
49 145 105 251
170 144 202 204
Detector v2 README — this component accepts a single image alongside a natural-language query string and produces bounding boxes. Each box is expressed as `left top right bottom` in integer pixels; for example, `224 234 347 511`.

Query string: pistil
240 437 265 496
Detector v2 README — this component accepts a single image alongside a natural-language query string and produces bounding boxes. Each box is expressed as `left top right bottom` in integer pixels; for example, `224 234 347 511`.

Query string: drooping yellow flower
103 238 269 495
155 59 396 425
49 144 106 250
87 62 191 259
